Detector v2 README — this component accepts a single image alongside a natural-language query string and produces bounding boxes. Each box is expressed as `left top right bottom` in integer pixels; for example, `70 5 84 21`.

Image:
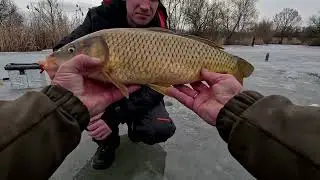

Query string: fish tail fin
233 55 254 84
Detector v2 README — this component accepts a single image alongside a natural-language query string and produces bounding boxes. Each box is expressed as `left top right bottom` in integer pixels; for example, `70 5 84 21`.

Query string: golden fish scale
102 29 238 85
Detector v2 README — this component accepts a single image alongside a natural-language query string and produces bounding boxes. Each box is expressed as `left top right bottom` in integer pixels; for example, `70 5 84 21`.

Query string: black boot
127 121 141 143
92 127 120 170
91 102 125 170
92 143 117 170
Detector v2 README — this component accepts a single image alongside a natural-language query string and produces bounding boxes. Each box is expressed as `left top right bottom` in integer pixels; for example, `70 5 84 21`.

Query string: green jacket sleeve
216 91 320 180
0 85 90 180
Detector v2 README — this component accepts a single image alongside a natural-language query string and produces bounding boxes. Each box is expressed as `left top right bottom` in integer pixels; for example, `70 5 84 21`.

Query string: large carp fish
38 27 254 98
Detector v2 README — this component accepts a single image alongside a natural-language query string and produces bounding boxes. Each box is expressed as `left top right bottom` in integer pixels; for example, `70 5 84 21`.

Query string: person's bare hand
52 54 140 117
167 69 242 126
87 113 112 140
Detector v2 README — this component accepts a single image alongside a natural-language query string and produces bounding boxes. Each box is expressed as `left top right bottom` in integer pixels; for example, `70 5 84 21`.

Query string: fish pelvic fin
104 73 129 98
145 27 224 50
148 84 171 96
233 55 254 84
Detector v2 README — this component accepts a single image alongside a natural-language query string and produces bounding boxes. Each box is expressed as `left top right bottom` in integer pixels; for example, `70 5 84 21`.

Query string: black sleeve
125 86 165 115
53 10 93 51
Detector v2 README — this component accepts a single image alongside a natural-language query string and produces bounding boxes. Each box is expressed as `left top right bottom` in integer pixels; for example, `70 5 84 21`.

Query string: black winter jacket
53 0 169 121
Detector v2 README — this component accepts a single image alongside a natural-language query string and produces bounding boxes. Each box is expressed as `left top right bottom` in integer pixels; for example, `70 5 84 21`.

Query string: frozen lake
1 45 319 105
227 45 320 106
0 45 319 180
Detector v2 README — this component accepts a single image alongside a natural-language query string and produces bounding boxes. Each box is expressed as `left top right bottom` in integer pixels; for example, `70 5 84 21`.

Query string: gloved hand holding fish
38 27 254 98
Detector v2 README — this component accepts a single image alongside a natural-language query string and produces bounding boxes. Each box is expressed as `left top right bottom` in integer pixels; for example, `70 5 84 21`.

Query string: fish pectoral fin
104 73 129 98
148 84 172 96
82 35 109 63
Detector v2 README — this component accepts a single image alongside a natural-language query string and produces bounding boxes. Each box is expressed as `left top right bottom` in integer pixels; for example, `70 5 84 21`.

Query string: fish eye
68 47 75 53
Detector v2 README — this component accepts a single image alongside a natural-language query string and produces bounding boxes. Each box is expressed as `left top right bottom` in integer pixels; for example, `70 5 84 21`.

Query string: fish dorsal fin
145 27 224 50
145 27 177 34
182 34 224 50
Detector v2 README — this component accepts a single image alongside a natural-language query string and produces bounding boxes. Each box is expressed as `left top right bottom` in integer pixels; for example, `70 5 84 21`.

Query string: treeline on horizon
0 0 319 52
163 0 320 46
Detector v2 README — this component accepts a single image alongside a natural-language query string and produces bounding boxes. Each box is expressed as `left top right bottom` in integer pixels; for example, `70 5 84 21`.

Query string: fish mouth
38 55 58 70
38 59 46 73
37 55 59 79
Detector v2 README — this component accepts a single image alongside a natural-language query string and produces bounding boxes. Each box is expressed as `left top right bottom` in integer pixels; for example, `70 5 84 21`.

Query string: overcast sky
13 0 320 25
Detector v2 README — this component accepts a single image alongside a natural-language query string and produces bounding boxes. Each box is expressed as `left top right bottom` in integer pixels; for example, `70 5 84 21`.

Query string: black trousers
94 99 176 149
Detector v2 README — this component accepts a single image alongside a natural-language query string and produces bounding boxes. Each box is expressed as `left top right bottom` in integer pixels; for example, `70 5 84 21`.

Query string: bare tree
0 0 23 24
217 1 233 34
183 0 213 34
309 11 320 34
70 4 85 30
238 1 258 32
254 19 274 43
224 0 258 43
200 1 226 41
0 0 87 52
162 0 187 30
27 0 70 48
0 0 28 52
163 0 258 43
273 8 302 44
